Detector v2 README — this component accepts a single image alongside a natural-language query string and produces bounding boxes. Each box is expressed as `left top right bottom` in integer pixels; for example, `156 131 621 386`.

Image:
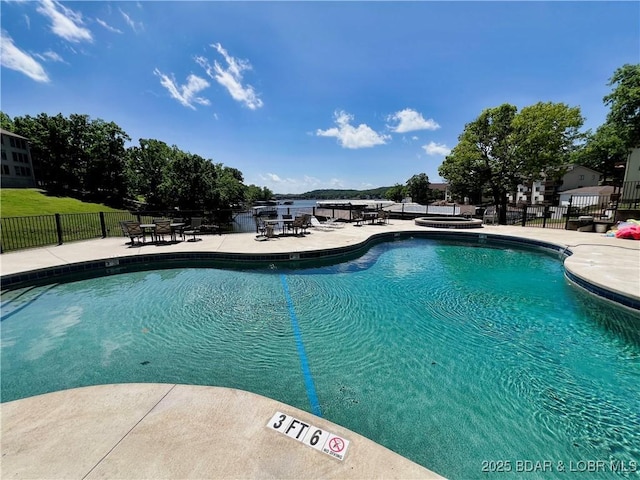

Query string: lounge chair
310 216 332 231
184 217 203 242
323 217 344 228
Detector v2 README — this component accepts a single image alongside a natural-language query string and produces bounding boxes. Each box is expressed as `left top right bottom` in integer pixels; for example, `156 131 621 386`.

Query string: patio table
139 224 156 242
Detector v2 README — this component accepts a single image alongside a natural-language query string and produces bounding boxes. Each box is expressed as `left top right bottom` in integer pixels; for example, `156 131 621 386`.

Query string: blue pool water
2 239 639 479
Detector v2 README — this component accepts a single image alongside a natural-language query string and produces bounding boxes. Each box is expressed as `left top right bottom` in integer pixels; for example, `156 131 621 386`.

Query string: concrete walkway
1 220 639 479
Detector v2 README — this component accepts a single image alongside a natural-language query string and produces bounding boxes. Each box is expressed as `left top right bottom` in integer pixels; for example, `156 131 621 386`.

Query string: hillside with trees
1 112 273 211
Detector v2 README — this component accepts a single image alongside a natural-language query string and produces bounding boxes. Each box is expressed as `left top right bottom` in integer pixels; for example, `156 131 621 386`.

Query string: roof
559 185 615 195
0 128 29 140
564 164 602 176
429 183 449 191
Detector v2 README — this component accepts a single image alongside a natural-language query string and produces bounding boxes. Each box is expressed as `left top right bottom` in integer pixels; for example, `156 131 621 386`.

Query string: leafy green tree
405 173 430 204
215 165 245 207
126 139 177 208
439 102 583 224
85 120 130 205
385 184 406 202
0 111 14 131
14 113 72 193
244 185 273 204
571 123 627 184
162 151 213 210
603 64 640 149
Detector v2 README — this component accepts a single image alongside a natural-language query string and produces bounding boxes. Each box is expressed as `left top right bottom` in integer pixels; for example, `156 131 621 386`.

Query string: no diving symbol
328 437 345 453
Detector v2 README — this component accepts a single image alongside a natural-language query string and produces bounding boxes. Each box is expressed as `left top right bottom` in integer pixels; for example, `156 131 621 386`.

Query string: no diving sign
267 411 350 461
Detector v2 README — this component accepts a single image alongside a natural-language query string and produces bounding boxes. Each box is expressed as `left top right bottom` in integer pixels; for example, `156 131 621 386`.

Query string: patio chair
377 210 389 225
291 216 310 235
301 214 312 234
119 220 134 240
124 222 145 245
255 217 267 238
154 219 172 243
184 217 203 242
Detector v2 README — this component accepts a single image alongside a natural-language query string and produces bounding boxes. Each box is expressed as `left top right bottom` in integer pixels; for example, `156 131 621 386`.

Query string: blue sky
1 1 638 194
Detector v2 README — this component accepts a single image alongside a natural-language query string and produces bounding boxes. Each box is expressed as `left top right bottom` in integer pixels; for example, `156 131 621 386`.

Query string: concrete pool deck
1 220 639 479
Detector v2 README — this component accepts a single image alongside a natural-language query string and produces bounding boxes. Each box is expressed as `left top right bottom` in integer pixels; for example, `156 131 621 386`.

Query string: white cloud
196 43 263 110
34 50 65 63
316 110 390 149
24 14 30 29
422 141 451 156
120 9 143 33
36 0 92 43
387 108 440 133
153 69 211 110
257 173 342 194
0 33 49 83
96 18 122 34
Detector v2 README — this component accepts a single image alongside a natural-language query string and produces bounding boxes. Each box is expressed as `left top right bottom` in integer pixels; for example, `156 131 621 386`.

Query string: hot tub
414 216 483 229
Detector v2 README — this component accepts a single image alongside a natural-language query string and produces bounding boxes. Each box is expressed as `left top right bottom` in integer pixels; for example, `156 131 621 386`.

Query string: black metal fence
483 194 618 230
0 206 321 253
620 180 640 209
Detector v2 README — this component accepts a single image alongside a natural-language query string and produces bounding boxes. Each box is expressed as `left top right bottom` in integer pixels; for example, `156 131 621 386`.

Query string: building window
579 174 585 180
9 137 15 148
2 164 9 175
1 150 6 160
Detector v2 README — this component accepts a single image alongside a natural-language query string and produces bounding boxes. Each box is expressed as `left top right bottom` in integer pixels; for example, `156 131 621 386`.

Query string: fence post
55 213 64 245
521 205 527 227
99 212 107 238
564 196 572 230
542 205 549 228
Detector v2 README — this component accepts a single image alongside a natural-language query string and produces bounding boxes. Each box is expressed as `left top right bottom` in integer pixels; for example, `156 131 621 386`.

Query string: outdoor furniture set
255 214 311 240
120 218 202 245
354 209 390 226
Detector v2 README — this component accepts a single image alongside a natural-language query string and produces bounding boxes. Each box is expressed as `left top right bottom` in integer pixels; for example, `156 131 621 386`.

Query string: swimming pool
1 238 639 479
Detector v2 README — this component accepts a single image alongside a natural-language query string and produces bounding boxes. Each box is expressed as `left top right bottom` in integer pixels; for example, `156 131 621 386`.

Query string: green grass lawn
1 188 124 217
1 189 133 251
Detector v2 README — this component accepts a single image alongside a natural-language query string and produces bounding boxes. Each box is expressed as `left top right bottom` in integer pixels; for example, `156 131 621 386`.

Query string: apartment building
1 128 36 188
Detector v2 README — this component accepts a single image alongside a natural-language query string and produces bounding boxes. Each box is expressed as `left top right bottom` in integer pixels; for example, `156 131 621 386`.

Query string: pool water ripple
2 239 639 479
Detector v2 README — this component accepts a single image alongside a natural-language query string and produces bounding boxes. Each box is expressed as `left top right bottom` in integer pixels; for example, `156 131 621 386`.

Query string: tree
405 173 430 204
439 102 583 224
385 184 406 202
603 64 640 149
0 111 14 131
125 139 176 208
571 123 627 184
244 185 273 204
